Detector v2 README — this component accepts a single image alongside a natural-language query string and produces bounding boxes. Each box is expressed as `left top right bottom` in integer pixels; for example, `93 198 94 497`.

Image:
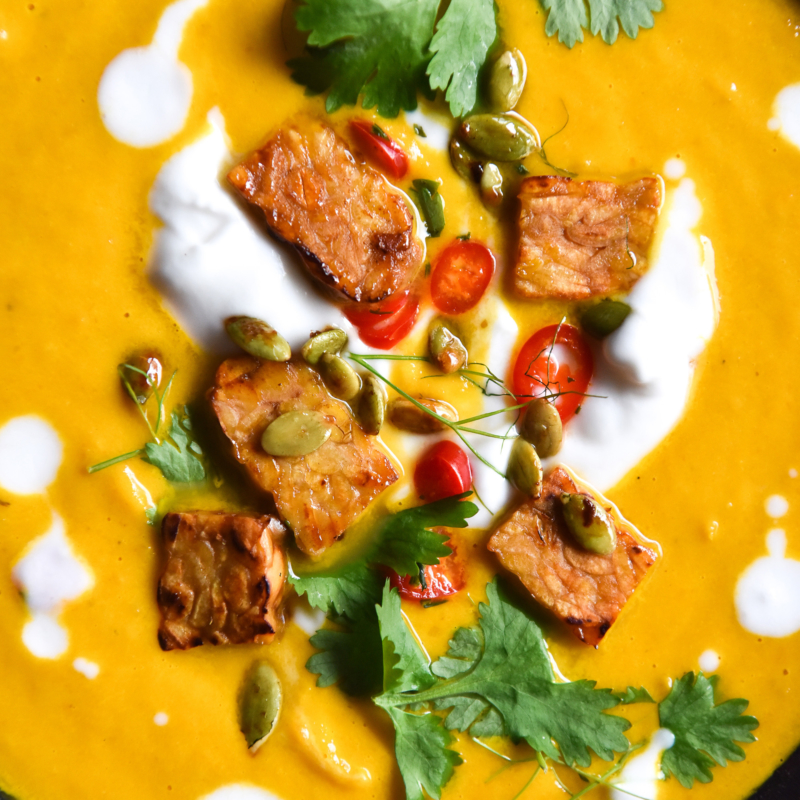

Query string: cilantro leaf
371 494 477 577
290 0 440 118
290 494 477 621
540 0 663 48
377 580 630 768
307 614 383 695
427 0 497 118
385 706 462 800
143 407 205 483
541 0 588 47
289 561 382 621
377 582 436 693
614 686 655 705
659 672 759 788
588 0 663 44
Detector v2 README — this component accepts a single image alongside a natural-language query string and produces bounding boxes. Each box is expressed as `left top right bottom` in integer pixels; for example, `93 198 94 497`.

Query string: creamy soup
2 1 800 799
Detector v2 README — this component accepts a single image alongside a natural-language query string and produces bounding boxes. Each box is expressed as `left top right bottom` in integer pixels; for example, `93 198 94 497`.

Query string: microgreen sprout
537 107 577 178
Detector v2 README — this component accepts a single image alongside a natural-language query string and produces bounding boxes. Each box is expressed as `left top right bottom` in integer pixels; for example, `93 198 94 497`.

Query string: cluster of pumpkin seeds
450 48 537 206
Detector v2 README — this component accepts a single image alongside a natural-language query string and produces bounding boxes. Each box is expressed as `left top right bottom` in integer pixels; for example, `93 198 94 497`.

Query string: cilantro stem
118 366 158 442
87 448 144 474
510 766 540 800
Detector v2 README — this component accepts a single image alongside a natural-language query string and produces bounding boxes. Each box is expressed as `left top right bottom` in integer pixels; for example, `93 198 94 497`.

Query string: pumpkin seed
239 660 282 754
261 410 330 457
318 352 361 400
388 397 458 434
225 316 291 362
560 492 617 556
429 323 468 374
301 328 348 365
119 353 162 404
581 299 632 339
480 162 504 206
449 137 481 183
488 49 527 112
507 437 543 498
357 374 387 435
459 114 538 162
519 398 563 458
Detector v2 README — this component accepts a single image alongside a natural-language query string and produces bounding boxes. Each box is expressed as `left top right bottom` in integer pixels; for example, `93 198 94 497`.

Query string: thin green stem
118 367 158 441
510 765 541 800
154 370 176 436
87 448 144 474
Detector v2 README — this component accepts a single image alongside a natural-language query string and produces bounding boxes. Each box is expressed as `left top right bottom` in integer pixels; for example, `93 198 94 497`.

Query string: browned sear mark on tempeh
488 467 658 646
513 176 662 300
157 510 287 651
228 120 423 304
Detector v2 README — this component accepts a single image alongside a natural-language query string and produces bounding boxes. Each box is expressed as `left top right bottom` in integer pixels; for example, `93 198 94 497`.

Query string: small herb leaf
143 408 205 483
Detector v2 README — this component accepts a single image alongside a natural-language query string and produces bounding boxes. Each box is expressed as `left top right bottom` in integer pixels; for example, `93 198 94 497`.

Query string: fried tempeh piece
488 467 657 646
157 511 287 651
210 356 398 557
228 120 423 304
514 176 662 300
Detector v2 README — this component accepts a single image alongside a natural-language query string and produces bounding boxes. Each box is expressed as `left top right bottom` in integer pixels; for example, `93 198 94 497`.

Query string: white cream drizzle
610 728 675 800
198 787 284 800
735 528 800 638
73 657 100 679
770 83 800 150
552 176 718 492
149 111 388 354
698 649 720 673
0 415 63 495
97 0 208 148
12 513 93 659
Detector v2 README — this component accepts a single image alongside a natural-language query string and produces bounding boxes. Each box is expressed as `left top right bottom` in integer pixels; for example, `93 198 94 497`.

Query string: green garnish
516 163 529 175
301 579 759 800
372 123 389 140
143 408 205 483
290 494 477 624
89 365 205 483
289 0 497 118
541 0 663 48
659 672 759 788
457 232 471 240
427 0 498 118
409 178 445 238
413 124 427 137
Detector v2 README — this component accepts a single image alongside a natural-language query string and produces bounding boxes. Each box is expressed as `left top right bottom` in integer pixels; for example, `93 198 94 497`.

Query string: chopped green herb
457 232 471 241
372 123 389 140
421 598 447 609
659 672 758 788
427 0 497 118
517 163 530 175
143 407 205 483
409 179 445 238
614 685 655 705
413 124 427 137
145 506 158 526
540 0 663 48
425 261 432 277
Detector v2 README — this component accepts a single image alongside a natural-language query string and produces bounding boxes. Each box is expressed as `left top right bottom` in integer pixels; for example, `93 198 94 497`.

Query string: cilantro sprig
659 672 759 788
301 575 759 799
541 0 664 48
89 364 205 484
289 0 496 118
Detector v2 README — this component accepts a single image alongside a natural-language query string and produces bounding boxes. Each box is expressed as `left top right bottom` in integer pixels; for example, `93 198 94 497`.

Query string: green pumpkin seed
449 137 481 183
301 328 348 365
480 162 504 206
239 660 282 753
507 437 543 498
261 410 330 457
318 353 361 401
429 323 467 374
459 114 538 162
560 492 617 556
581 300 632 339
357 374 387 435
388 397 458 434
519 398 563 458
488 49 527 112
225 316 291 362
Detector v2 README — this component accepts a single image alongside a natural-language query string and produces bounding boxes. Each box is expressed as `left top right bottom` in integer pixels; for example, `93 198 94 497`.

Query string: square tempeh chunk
209 356 399 558
157 511 287 651
488 467 657 646
514 176 662 300
227 119 423 304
